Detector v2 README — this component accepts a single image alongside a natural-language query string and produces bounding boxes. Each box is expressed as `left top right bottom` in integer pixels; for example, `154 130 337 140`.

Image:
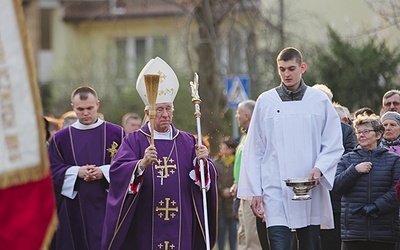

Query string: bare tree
365 0 400 30
163 0 263 151
191 0 230 149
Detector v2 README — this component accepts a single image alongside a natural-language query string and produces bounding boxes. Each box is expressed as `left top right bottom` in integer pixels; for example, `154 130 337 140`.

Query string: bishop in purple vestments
102 57 217 250
48 87 124 250
102 122 217 250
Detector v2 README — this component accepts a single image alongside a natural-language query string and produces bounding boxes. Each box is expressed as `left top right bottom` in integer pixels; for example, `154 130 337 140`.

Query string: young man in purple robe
101 57 218 250
48 86 125 250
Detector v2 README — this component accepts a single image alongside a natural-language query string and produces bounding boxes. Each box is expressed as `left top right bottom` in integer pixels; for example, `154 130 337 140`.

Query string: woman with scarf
381 111 400 154
381 113 400 200
381 111 400 250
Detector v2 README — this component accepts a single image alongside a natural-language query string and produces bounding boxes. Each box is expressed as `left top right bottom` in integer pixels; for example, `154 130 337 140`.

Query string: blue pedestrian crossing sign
225 75 250 107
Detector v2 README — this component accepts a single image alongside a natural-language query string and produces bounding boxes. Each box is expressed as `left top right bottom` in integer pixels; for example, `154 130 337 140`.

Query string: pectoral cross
156 198 178 221
107 141 119 160
155 157 176 185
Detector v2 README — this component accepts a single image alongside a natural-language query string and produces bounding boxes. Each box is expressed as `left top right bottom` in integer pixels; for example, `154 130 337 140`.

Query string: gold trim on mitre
136 57 179 107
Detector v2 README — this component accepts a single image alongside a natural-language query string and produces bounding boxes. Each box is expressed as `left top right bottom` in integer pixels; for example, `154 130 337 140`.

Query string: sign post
225 75 250 139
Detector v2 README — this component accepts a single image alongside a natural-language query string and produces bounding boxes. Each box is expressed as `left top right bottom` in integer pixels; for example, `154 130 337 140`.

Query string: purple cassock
102 123 218 250
48 120 124 250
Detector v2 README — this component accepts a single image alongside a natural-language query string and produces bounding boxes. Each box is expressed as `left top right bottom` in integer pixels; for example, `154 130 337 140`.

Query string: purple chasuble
102 123 218 250
48 121 124 250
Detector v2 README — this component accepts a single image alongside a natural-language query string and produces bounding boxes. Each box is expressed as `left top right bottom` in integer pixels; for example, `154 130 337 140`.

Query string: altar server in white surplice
237 47 344 250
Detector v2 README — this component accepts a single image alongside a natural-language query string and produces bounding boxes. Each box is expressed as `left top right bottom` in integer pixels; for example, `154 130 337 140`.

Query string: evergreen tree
313 27 400 114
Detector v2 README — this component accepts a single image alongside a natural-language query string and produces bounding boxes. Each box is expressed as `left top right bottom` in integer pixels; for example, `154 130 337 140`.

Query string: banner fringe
41 211 58 250
0 162 49 189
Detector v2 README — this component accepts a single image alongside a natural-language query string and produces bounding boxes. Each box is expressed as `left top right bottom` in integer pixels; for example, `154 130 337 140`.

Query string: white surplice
237 86 344 229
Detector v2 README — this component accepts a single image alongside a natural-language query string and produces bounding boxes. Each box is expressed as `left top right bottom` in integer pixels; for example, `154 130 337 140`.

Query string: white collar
147 123 172 140
72 118 104 130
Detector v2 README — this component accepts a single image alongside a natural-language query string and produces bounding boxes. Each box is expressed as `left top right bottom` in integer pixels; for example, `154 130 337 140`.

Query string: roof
61 0 260 23
61 0 192 22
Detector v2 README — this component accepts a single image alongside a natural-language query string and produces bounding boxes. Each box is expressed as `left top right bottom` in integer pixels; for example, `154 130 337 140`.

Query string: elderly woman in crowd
334 114 400 250
381 113 400 197
381 111 400 250
381 111 400 153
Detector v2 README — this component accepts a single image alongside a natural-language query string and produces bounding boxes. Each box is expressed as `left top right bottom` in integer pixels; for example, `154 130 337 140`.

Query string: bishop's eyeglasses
156 107 173 114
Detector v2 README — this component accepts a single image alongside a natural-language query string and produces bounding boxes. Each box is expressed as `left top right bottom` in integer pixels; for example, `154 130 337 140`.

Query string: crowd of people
44 49 400 250
44 110 141 144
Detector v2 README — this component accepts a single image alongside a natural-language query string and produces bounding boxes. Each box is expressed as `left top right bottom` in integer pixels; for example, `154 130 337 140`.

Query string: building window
220 30 247 75
40 8 51 50
114 36 168 81
115 39 127 79
153 36 168 59
135 38 147 74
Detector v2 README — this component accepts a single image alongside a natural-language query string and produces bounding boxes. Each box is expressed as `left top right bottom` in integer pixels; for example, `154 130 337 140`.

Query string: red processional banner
0 0 57 249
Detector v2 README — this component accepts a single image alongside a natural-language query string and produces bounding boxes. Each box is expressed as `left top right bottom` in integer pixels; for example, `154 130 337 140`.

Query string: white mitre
136 57 179 108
